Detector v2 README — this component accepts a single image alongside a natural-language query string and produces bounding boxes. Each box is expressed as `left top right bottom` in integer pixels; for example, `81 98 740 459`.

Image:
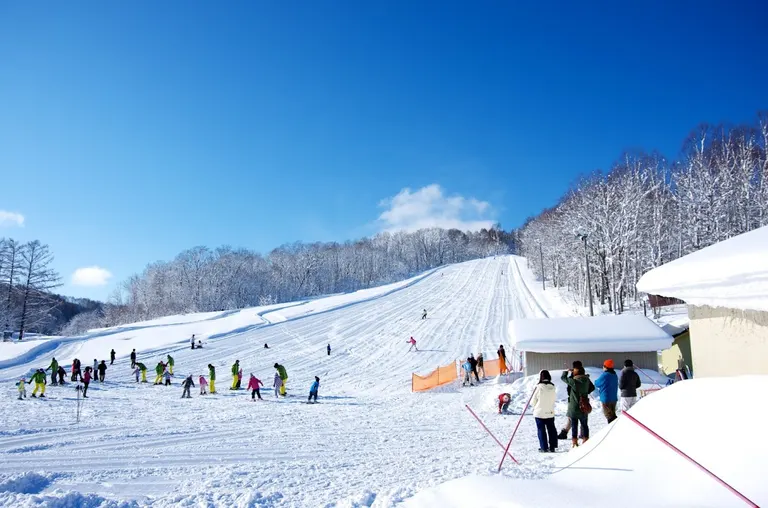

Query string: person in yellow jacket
154 361 166 385
167 355 174 375
31 369 47 398
274 363 288 396
230 360 240 390
208 364 216 393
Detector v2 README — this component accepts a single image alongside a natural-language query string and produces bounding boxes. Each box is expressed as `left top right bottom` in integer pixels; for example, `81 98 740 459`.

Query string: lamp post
580 234 594 316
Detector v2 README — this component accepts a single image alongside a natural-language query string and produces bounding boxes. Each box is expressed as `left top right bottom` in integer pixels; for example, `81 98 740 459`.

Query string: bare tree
17 241 62 340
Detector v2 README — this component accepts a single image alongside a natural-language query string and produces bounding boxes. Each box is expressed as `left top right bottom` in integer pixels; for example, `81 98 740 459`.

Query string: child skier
237 368 243 390
273 372 282 398
247 374 263 400
199 375 208 395
462 358 474 386
163 370 172 386
498 393 511 414
136 362 147 383
17 378 26 400
407 337 418 352
82 367 92 398
308 376 320 403
132 365 141 382
181 375 194 398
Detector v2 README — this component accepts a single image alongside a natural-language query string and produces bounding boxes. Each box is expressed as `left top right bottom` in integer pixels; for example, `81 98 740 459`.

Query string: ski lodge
637 225 768 378
508 314 673 377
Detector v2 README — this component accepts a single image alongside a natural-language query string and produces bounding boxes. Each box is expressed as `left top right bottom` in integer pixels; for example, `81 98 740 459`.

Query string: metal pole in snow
623 411 758 508
498 387 536 472
465 405 519 464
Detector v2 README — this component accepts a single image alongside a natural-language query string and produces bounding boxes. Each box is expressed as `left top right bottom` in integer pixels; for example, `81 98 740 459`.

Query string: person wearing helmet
498 392 511 414
230 360 240 390
274 363 288 396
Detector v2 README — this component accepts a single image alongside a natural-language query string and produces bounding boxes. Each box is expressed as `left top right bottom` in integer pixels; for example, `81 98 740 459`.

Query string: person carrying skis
594 359 619 424
477 353 486 379
18 378 27 400
498 393 511 413
274 363 288 396
327 344 331 356
531 370 558 452
248 374 263 400
230 360 240 390
167 355 175 375
199 375 208 395
497 345 508 375
154 361 166 385
136 362 147 383
98 360 107 382
181 375 194 398
30 369 46 398
57 366 66 385
469 354 480 383
130 349 137 369
82 367 92 397
208 364 216 393
308 376 320 403
273 372 282 398
110 349 116 365
236 368 243 390
47 357 59 385
421 309 427 320
462 358 474 386
407 337 418 352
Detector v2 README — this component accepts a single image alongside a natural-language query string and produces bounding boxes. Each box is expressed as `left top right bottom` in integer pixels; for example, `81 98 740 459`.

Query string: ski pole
465 405 519 464
498 387 535 472
623 411 758 507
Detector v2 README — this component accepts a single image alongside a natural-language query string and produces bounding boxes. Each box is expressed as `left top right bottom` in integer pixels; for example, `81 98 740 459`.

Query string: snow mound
0 472 55 494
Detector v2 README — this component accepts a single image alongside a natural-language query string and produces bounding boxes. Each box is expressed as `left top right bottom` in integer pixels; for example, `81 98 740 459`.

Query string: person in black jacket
98 361 108 382
57 366 66 385
619 359 642 411
110 349 116 365
469 354 479 383
557 361 595 439
181 375 195 398
130 349 137 369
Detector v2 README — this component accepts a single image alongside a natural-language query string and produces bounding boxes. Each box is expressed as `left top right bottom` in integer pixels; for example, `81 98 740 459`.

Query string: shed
508 314 673 376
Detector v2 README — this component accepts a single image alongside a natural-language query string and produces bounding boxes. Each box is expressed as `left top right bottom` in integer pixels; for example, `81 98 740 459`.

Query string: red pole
465 405 519 464
623 411 758 508
498 387 536 472
636 367 663 389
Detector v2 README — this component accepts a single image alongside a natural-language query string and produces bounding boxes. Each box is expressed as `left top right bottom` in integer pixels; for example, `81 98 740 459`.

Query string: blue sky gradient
1 1 766 299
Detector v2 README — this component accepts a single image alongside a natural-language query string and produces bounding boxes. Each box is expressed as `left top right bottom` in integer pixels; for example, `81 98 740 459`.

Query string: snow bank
509 314 673 353
406 375 768 507
637 225 768 312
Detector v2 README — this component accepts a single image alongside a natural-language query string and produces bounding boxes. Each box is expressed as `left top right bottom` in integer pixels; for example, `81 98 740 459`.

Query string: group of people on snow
498 358 644 453
461 353 485 386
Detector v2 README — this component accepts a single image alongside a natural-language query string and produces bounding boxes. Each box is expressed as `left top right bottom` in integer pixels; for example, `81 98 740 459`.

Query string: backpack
579 395 592 414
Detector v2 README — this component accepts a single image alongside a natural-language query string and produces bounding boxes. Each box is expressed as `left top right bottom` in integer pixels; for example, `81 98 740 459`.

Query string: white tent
509 314 672 375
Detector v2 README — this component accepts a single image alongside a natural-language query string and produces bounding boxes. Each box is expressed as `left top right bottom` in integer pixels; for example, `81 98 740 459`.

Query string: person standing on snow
421 309 427 320
110 349 116 365
248 374 263 400
92 359 98 380
136 362 147 383
407 337 418 352
273 372 282 398
594 359 619 424
498 393 511 413
167 355 175 376
18 378 27 400
327 344 331 356
619 359 642 412
199 375 208 395
477 353 486 379
98 361 108 382
130 349 137 369
191 334 196 350
132 365 141 383
469 354 480 383
236 368 243 390
47 357 59 385
181 375 194 398
497 345 508 375
531 370 558 452
163 369 172 386
462 358 474 386
30 369 47 398
230 360 240 390
208 364 216 394
57 366 66 385
557 361 595 440
71 359 82 382
82 367 92 397
154 361 166 385
562 366 592 447
274 363 288 396
308 376 320 403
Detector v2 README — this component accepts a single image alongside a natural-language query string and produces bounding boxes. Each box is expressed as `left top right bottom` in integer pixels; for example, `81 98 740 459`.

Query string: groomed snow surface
0 255 762 507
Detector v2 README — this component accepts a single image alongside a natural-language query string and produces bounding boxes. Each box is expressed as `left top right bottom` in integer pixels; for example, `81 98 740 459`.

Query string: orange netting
412 361 457 392
482 358 503 377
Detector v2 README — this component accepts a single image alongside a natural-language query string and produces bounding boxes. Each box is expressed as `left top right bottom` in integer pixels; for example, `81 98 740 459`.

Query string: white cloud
72 266 113 287
377 184 496 233
0 210 25 227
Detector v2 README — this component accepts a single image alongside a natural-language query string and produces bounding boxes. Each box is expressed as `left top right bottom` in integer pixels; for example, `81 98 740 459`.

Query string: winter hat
572 360 583 369
274 363 279 368
624 359 634 367
315 376 320 381
603 359 614 369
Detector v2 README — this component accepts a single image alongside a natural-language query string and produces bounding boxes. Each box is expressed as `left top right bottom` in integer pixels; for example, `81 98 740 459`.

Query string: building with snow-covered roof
637 225 768 378
508 315 672 376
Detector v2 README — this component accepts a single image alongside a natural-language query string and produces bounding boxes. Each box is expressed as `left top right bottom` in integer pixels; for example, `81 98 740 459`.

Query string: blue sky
1 1 766 300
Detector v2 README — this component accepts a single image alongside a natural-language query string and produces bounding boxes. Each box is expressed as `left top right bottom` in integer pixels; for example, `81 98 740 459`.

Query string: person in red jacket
498 393 511 414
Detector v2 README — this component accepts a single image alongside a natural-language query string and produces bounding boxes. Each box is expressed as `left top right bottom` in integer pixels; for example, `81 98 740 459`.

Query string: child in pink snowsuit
247 374 263 400
199 375 208 395
407 337 418 352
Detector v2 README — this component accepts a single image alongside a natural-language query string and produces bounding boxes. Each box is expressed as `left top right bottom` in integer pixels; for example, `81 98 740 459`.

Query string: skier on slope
82 367 92 397
163 369 172 386
498 393 511 413
110 349 116 365
308 376 320 403
230 360 240 390
248 374 263 401
136 362 148 383
181 375 194 398
273 372 282 398
208 364 216 393
154 361 166 385
274 363 288 396
421 309 427 320
30 369 47 398
130 349 137 368
47 357 59 385
407 337 418 352
199 375 208 395
98 360 108 382
327 344 331 356
17 378 27 400
57 366 66 385
167 355 175 375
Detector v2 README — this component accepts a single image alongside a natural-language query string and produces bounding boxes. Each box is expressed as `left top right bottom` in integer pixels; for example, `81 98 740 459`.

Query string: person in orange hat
594 359 619 423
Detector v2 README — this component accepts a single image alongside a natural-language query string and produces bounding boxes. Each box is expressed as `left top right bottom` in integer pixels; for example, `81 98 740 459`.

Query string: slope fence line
412 358 511 392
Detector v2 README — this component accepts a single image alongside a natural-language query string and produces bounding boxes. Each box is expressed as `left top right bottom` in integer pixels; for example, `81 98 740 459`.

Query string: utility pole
539 242 545 291
582 235 594 316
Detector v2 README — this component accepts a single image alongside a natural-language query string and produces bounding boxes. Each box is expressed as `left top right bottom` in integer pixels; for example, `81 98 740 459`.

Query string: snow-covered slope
0 256 578 506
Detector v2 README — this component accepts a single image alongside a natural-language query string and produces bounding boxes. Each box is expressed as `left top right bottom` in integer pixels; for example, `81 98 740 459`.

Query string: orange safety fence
412 361 457 392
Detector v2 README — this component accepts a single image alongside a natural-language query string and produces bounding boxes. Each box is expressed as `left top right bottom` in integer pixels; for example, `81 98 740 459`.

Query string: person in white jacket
531 370 558 452
273 373 282 398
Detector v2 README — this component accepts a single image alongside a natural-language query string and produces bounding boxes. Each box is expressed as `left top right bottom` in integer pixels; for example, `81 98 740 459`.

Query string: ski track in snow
0 256 599 507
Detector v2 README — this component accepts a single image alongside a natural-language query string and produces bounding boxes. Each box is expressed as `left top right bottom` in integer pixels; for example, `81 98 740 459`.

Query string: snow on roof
508 314 673 353
636 225 768 312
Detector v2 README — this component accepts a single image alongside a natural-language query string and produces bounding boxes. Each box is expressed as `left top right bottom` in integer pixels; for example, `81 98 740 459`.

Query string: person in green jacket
30 369 47 397
230 360 240 390
167 355 175 375
274 363 288 396
154 361 166 385
208 364 216 393
561 366 593 448
136 362 148 383
47 357 59 385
